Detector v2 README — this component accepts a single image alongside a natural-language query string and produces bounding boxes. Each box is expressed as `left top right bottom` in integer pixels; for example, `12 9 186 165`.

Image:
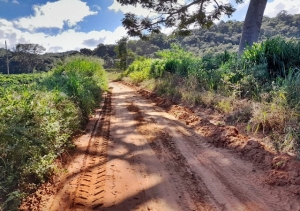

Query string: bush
123 57 152 84
150 59 166 78
42 56 107 122
157 44 198 76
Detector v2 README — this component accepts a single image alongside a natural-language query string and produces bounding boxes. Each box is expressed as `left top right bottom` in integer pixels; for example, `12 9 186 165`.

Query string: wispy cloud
108 0 158 17
265 0 300 17
93 5 101 11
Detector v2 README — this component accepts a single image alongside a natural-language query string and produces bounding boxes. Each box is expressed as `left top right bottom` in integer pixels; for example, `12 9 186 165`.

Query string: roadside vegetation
120 37 300 158
0 56 107 210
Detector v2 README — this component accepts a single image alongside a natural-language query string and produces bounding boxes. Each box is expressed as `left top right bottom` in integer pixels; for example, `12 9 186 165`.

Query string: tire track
71 91 111 211
42 91 112 211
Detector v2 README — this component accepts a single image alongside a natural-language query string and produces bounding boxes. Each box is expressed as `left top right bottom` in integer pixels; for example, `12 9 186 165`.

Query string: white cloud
0 17 127 52
234 0 300 18
0 0 130 52
265 0 300 17
12 0 19 4
14 0 97 30
108 0 159 17
0 0 8 2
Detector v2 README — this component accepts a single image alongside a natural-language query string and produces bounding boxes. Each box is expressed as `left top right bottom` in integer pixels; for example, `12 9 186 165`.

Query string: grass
105 68 123 82
120 38 300 157
0 56 107 211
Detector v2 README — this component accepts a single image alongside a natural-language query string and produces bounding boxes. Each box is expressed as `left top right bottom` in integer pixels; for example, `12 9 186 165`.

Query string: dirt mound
168 105 200 126
20 182 56 211
265 154 300 192
137 89 173 108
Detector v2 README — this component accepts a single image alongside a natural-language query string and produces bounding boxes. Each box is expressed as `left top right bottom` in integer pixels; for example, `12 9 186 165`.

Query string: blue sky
0 0 299 52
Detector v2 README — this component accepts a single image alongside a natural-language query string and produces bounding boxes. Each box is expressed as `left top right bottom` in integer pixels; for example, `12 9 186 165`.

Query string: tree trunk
238 0 267 54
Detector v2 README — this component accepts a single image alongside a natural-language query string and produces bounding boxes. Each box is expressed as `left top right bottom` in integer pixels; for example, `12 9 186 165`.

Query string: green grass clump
105 68 123 81
0 56 107 210
243 37 300 79
123 57 152 84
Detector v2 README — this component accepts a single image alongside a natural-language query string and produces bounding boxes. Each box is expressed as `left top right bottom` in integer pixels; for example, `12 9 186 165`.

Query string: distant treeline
1 10 299 73
0 49 80 74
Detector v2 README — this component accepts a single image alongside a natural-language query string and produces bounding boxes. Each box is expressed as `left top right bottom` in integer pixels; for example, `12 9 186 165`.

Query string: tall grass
243 37 300 80
122 37 300 157
0 56 107 210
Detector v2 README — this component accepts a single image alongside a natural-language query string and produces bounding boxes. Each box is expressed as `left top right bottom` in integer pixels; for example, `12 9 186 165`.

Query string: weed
217 98 233 114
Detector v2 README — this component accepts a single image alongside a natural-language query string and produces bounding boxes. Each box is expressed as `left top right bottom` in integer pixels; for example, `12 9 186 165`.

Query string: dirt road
22 82 300 211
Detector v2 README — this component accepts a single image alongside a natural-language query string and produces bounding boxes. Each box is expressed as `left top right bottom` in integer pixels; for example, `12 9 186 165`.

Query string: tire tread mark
70 91 111 211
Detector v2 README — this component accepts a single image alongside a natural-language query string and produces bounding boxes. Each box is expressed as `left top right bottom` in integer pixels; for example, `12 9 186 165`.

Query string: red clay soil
20 82 300 211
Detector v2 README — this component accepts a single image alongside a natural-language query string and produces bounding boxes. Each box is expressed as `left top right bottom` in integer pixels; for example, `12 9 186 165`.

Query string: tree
117 0 270 54
118 0 244 37
114 37 136 70
238 0 267 54
80 48 93 56
93 44 116 58
13 43 46 72
115 37 128 70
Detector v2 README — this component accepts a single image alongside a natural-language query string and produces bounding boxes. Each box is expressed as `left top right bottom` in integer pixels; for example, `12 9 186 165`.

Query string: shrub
157 44 198 76
150 59 166 78
42 56 107 122
154 74 182 101
123 57 152 83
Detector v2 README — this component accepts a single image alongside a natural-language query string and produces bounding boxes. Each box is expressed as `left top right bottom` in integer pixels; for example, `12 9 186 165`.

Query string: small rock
293 177 300 185
248 139 260 148
225 126 238 137
288 185 300 195
290 171 299 178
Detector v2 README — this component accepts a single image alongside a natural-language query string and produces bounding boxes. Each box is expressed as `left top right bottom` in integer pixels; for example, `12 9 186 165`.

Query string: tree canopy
13 44 46 73
118 0 244 37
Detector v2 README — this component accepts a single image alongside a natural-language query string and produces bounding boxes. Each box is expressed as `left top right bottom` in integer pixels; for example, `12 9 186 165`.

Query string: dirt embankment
21 82 300 211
